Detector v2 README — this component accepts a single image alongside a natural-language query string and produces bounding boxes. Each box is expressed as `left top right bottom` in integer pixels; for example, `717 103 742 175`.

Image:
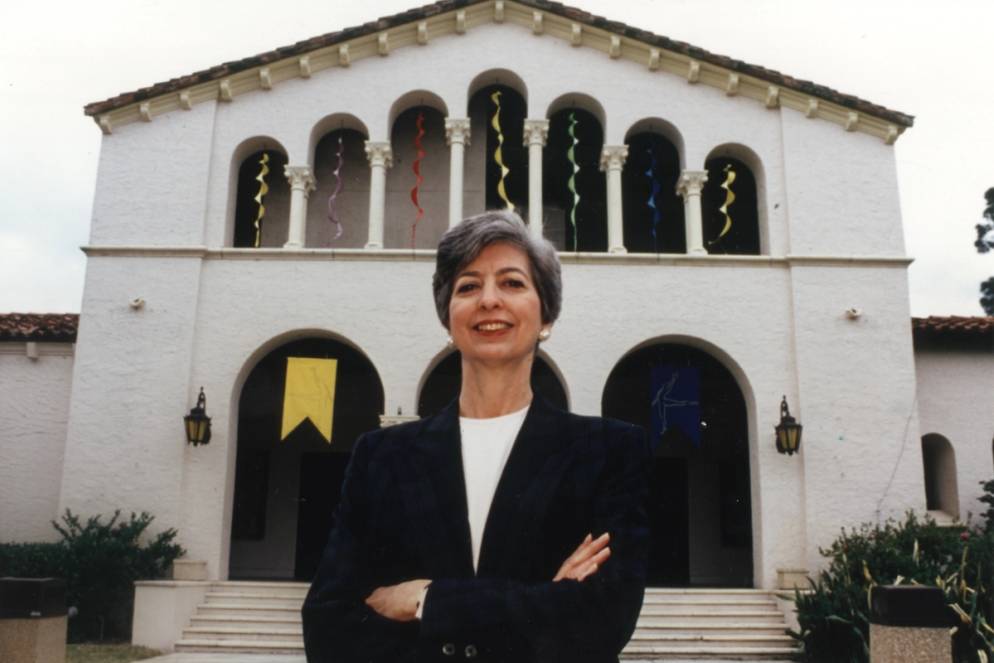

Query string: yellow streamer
280 357 338 444
710 163 736 245
252 153 270 248
490 91 515 211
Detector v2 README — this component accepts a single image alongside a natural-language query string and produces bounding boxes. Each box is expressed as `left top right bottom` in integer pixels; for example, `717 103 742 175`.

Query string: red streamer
410 111 426 247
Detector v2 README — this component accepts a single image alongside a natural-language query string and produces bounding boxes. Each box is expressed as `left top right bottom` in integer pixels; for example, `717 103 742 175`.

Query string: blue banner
650 365 701 448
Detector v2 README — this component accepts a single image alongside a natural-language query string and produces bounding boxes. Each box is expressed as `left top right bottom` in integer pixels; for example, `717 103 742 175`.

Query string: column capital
522 119 550 147
599 145 629 172
444 118 471 147
284 165 316 194
676 169 709 197
364 141 394 168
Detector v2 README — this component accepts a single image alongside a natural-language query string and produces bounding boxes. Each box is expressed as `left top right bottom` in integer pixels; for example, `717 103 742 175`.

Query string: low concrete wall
132 581 210 652
0 617 66 663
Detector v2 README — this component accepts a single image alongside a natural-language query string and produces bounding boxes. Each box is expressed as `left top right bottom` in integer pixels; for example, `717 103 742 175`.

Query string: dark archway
701 156 759 255
469 84 528 213
308 128 370 248
622 132 684 253
386 105 449 249
233 149 290 248
229 336 384 581
544 108 606 252
418 351 568 417
602 342 753 587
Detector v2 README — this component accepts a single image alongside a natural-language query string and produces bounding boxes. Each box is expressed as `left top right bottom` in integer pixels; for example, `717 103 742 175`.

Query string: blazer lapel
476 396 572 578
403 399 476 579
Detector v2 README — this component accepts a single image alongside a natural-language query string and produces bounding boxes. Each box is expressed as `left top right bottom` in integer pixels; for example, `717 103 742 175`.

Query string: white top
459 403 530 574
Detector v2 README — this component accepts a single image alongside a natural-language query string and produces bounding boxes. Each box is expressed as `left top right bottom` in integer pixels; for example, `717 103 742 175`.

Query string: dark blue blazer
302 395 651 663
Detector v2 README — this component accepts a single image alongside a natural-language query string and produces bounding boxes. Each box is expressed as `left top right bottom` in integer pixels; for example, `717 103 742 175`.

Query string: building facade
3 0 991 596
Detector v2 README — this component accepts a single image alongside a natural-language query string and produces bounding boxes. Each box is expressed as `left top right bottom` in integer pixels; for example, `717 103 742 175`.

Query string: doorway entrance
602 342 753 587
229 336 383 581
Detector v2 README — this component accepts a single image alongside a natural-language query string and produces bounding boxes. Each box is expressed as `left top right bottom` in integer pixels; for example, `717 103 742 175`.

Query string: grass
67 644 163 663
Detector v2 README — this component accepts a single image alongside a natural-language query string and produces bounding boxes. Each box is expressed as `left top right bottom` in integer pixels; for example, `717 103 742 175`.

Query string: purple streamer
645 146 662 252
327 136 344 241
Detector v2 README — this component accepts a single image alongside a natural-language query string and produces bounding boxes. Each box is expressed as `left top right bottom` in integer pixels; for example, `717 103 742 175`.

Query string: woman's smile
448 242 545 366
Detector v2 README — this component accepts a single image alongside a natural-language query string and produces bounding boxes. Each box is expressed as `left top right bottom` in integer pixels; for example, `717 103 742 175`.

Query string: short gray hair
432 210 562 329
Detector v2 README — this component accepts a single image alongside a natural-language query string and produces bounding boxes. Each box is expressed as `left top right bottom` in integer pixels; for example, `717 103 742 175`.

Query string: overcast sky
1 0 991 316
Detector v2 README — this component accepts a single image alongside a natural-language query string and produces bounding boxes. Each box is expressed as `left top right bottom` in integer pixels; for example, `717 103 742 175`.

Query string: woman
302 210 651 663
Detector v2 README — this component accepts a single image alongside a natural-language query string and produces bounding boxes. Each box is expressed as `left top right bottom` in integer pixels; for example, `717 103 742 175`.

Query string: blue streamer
645 146 662 252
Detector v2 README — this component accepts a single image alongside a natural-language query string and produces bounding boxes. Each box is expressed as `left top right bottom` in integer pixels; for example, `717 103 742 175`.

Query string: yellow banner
281 357 337 443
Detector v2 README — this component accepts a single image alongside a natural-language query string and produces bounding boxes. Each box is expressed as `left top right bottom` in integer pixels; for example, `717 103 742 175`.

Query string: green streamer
567 112 580 249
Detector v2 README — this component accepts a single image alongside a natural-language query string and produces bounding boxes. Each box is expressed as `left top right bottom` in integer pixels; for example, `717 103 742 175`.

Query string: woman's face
448 242 547 368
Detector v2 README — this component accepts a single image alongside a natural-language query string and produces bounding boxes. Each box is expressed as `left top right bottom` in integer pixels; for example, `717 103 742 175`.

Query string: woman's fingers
553 532 610 581
577 546 612 581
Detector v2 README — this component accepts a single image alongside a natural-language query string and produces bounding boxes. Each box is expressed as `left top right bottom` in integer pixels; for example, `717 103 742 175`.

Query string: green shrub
0 510 184 642
791 504 994 663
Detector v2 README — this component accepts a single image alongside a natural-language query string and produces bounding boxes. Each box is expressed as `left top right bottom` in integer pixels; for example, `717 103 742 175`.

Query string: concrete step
182 626 303 643
621 644 798 660
634 622 789 636
196 604 302 620
628 633 796 647
637 610 785 623
204 592 305 607
175 638 305 654
189 615 302 629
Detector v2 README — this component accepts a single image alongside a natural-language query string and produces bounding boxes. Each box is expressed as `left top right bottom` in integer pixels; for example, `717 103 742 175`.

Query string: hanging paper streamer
327 136 344 242
650 364 702 449
252 152 270 248
490 91 515 211
645 146 662 252
566 112 581 249
281 357 338 444
709 163 736 245
410 111 426 247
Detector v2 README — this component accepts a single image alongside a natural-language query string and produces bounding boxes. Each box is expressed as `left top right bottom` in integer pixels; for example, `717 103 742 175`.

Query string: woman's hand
364 579 431 622
553 532 611 582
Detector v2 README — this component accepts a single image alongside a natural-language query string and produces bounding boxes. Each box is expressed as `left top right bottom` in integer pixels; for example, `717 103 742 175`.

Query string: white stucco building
2 1 993 646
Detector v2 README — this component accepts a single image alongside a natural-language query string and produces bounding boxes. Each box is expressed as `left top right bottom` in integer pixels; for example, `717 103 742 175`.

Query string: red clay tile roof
913 316 994 348
83 0 914 128
0 313 79 342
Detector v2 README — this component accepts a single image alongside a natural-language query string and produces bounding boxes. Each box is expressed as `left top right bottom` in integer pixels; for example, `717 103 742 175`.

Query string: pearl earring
446 335 455 347
538 328 551 342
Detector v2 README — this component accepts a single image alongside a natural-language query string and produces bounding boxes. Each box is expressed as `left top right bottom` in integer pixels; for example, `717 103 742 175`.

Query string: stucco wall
59 16 922 585
0 344 74 542
915 350 994 523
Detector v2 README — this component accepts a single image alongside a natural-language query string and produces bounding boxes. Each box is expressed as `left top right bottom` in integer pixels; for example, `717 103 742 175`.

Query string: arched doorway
229 336 384 581
418 351 568 417
602 342 753 587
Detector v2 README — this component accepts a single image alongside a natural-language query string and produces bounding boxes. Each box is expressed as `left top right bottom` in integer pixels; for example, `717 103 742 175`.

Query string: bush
0 510 184 642
791 500 994 663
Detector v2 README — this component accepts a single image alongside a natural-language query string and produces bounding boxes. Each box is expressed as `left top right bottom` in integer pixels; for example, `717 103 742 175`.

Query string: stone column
600 145 629 254
522 119 549 239
283 166 316 249
676 170 709 255
364 142 393 249
444 118 471 229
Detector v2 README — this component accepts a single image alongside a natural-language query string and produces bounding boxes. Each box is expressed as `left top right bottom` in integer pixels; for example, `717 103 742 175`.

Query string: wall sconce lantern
775 395 802 455
184 387 212 446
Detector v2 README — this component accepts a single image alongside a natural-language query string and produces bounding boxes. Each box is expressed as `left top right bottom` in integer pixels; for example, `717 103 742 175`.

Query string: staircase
622 588 800 660
174 583 800 660
174 581 307 655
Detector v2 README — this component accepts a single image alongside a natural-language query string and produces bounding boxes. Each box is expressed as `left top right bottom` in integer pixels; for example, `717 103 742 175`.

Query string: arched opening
468 83 528 214
228 335 384 581
386 103 450 249
417 350 568 417
622 127 684 253
544 98 606 252
602 342 753 587
307 115 370 249
921 433 959 519
231 141 290 248
702 148 760 255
